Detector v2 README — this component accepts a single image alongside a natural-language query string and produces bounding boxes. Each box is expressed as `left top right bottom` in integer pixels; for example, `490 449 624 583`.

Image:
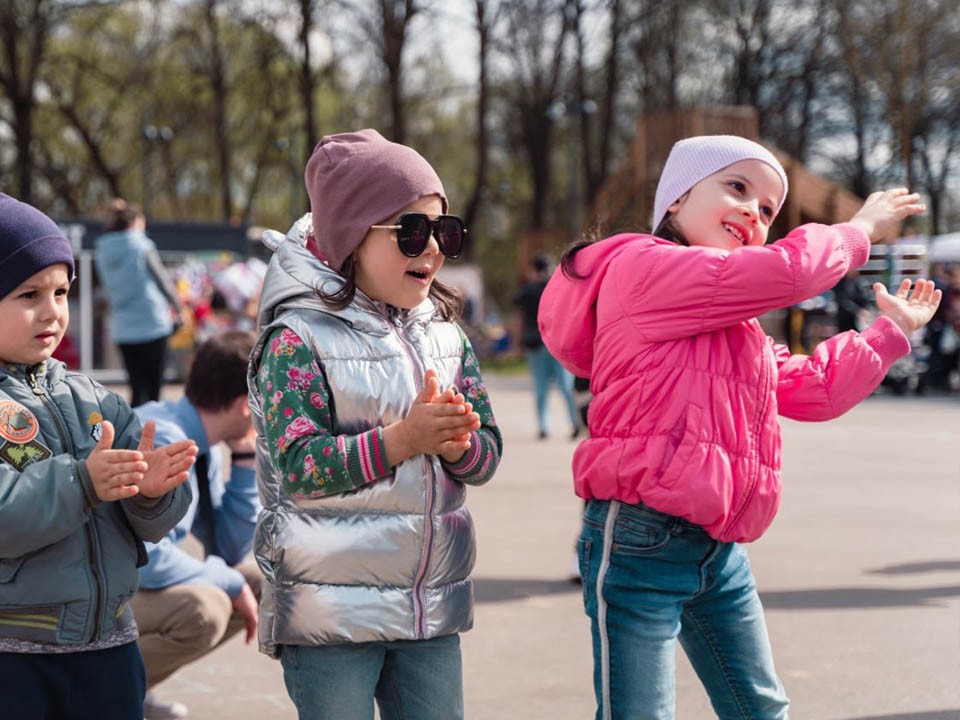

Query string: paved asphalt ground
144 373 959 720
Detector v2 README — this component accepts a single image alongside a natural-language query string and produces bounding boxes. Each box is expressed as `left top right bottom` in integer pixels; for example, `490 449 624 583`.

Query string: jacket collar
0 359 64 387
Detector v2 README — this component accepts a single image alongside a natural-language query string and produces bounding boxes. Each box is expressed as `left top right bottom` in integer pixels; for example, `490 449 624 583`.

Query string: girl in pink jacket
537 135 941 720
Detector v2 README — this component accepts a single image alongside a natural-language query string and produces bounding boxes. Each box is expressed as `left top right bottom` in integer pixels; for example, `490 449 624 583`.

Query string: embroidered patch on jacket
0 439 52 471
88 411 104 443
0 400 40 444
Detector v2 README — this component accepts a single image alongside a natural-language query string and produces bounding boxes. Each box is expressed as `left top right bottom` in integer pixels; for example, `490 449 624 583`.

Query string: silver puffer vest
249 216 475 656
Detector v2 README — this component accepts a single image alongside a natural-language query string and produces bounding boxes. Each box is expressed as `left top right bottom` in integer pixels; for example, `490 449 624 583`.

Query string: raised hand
849 188 926 243
872 279 942 336
84 420 148 502
382 369 481 466
136 420 199 499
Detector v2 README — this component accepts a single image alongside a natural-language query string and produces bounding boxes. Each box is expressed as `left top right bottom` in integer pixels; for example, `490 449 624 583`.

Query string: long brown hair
316 255 464 322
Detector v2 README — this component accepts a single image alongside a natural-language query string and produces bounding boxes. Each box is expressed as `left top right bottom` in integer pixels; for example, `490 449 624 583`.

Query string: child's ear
668 191 690 215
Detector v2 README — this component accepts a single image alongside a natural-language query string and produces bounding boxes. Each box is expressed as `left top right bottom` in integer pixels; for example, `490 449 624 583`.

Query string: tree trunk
463 0 491 253
205 0 233 221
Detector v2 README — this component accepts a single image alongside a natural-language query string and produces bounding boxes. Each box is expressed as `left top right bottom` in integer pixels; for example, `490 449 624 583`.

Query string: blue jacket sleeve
138 535 245 598
191 449 259 566
134 400 256 596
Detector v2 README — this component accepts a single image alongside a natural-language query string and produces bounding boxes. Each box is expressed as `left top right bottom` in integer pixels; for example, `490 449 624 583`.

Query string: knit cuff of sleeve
76 460 101 509
126 490 174 518
347 427 390 483
832 222 871 269
860 315 912 370
441 431 483 478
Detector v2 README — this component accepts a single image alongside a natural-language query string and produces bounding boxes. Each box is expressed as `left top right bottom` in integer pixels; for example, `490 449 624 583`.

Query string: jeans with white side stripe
579 499 789 720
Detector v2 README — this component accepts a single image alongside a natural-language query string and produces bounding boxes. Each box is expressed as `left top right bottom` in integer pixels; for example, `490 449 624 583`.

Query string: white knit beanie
652 135 788 230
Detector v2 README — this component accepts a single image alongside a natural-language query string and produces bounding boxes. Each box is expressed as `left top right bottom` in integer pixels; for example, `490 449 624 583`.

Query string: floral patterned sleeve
256 326 391 499
441 325 502 486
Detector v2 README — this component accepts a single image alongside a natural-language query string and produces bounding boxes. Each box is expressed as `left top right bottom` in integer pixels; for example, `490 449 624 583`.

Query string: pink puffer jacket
538 224 910 542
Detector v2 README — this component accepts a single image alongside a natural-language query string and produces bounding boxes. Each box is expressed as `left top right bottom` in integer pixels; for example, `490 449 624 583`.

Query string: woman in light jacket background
94 199 183 407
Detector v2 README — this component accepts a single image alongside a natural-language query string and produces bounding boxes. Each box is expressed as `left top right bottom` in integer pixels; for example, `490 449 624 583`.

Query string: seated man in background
132 330 261 720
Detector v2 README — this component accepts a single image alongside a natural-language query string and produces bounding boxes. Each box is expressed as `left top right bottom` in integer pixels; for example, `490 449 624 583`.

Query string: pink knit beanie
303 129 447 273
652 135 788 230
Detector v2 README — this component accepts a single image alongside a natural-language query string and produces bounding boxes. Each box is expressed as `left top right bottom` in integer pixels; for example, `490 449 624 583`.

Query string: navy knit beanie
0 193 76 300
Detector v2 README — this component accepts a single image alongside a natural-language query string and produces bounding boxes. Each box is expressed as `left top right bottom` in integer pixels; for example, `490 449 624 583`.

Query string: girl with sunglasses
248 129 502 720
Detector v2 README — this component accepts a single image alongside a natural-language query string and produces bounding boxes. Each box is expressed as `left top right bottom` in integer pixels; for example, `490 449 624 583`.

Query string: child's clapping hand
384 369 481 466
872 278 942 336
430 379 481 464
85 420 149 502
136 420 198 499
84 420 196 502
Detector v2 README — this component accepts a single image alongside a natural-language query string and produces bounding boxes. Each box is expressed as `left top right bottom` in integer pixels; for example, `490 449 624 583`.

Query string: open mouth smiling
722 223 747 245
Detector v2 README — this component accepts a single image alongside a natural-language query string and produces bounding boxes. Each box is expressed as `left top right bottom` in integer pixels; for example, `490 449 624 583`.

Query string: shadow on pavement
760 585 960 609
840 712 960 720
474 577 581 603
868 559 960 575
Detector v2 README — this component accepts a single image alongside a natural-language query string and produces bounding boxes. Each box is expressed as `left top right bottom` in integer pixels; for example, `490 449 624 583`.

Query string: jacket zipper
390 312 436 639
27 370 104 642
722 331 771 536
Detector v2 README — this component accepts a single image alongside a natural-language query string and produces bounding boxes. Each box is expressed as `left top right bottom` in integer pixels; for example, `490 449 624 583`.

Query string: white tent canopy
928 232 960 263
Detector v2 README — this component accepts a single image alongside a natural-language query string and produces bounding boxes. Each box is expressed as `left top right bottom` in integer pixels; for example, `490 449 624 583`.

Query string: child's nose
739 201 760 224
37 297 59 321
424 230 442 256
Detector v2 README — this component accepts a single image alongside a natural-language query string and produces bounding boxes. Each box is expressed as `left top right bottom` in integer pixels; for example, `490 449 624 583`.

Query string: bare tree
0 0 54 202
202 0 233 220
588 0 623 203
296 0 320 157
462 0 499 239
827 0 960 224
338 0 428 144
623 0 689 112
497 0 571 228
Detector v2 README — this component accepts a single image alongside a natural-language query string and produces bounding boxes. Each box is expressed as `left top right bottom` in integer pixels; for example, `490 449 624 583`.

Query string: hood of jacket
537 233 644 378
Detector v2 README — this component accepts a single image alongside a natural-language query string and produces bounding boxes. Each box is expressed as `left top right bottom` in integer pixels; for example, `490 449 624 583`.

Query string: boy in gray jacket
0 193 197 720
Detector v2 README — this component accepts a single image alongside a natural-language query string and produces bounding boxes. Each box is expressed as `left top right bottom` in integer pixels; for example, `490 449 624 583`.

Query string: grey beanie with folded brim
652 135 788 231
0 193 76 300
304 129 447 273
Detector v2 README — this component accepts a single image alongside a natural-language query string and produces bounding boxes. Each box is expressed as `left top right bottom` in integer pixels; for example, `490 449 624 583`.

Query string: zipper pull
27 371 45 396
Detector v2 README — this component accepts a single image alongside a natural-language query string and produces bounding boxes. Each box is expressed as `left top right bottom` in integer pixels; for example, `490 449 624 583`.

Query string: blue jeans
579 500 789 720
280 634 463 720
525 345 579 435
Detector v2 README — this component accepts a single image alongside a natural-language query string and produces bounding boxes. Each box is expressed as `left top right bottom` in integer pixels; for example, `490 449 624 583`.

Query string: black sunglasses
370 213 467 259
